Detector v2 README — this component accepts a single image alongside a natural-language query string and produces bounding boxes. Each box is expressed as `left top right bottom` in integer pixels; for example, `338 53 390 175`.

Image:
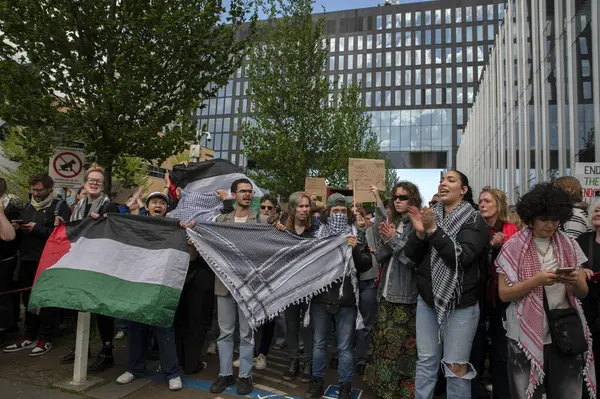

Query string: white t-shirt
234 215 248 223
504 237 572 344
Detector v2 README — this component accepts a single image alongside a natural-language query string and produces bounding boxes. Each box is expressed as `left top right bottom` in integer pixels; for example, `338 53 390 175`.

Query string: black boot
304 377 324 399
88 346 114 373
59 347 91 364
339 382 352 399
283 358 299 381
299 360 312 383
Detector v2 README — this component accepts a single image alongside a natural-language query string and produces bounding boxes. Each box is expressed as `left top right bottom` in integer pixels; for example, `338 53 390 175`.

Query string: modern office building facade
457 0 600 203
192 0 505 169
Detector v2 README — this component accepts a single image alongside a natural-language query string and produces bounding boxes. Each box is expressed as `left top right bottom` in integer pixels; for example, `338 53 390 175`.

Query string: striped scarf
71 194 109 222
430 201 478 326
496 228 596 398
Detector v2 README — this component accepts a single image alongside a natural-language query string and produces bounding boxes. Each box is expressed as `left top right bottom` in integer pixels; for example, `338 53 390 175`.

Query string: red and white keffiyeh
495 228 596 398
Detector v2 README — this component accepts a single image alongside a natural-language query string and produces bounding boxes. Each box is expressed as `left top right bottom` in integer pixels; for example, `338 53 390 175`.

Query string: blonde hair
554 176 583 203
84 162 105 182
480 187 509 222
286 191 312 230
506 206 525 229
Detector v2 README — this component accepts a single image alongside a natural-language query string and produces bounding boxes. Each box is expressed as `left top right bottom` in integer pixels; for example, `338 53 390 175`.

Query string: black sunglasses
260 205 273 210
392 195 410 202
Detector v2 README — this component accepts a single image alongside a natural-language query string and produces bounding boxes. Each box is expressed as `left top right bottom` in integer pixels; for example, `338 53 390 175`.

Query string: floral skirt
363 300 417 399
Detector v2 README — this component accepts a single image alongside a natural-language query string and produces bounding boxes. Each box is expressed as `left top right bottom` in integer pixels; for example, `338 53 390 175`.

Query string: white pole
72 312 91 385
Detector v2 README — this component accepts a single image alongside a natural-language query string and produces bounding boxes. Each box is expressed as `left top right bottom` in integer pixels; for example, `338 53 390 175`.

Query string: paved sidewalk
0 331 375 399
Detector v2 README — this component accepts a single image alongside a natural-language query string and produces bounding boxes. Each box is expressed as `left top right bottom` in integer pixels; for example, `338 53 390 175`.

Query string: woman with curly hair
363 181 422 399
405 170 489 398
496 183 595 399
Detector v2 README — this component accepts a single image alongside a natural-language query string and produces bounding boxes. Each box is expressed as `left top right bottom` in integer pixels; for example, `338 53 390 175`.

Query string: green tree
0 0 256 191
0 127 58 200
239 0 386 199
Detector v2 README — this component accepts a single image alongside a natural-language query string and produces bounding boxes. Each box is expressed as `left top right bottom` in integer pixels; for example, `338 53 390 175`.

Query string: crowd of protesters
1 163 599 399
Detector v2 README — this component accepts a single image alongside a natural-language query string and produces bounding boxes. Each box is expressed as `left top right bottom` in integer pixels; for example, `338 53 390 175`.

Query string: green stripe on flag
29 268 181 327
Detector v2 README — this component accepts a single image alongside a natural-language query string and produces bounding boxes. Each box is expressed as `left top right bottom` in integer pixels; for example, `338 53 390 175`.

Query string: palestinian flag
171 159 264 198
28 214 190 327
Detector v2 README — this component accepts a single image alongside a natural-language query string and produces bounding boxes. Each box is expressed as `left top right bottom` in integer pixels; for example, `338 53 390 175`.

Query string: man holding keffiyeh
496 183 596 399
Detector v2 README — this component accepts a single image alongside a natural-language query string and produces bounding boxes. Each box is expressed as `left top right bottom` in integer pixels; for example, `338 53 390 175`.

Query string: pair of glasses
312 215 321 219
260 205 273 211
237 190 253 195
87 178 104 185
393 195 410 202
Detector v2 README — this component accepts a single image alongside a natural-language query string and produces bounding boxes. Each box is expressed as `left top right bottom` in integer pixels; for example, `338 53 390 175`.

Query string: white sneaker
255 354 267 370
206 341 217 355
115 331 126 340
169 376 183 391
116 372 136 385
233 358 241 368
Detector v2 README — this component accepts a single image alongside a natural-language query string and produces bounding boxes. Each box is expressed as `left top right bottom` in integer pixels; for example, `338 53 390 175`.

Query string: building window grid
201 3 508 167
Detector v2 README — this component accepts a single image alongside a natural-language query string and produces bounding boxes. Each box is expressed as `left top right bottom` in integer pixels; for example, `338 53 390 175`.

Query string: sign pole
72 312 90 385
353 180 356 208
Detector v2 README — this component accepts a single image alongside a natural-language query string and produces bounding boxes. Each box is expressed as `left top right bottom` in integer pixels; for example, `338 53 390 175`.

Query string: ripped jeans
507 338 584 399
415 296 479 399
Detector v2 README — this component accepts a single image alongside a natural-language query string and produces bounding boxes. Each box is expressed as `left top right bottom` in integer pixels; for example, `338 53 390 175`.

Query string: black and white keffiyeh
71 193 109 222
430 201 478 326
167 189 223 223
187 222 355 329
315 213 353 238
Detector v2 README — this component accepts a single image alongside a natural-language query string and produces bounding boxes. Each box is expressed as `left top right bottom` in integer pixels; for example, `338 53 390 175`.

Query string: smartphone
555 267 575 274
11 219 23 224
590 272 600 282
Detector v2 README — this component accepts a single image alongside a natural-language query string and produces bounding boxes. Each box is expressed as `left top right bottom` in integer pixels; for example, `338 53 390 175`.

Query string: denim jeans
415 296 479 399
217 294 254 378
507 339 584 399
127 321 180 380
355 279 378 365
311 302 357 383
285 303 313 363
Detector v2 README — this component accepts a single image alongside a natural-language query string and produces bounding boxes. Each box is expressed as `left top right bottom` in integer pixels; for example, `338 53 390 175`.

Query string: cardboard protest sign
348 158 385 203
575 162 600 202
305 177 328 202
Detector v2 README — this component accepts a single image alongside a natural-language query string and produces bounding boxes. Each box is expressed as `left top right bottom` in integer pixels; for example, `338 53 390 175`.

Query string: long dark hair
452 170 477 209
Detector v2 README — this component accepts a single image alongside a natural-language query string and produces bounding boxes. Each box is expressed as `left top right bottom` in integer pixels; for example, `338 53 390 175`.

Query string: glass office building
192 0 505 169
457 0 599 203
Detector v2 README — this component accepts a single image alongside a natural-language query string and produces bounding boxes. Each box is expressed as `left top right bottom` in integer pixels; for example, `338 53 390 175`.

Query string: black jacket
0 200 22 261
576 232 600 332
314 229 373 306
405 213 489 309
19 199 72 262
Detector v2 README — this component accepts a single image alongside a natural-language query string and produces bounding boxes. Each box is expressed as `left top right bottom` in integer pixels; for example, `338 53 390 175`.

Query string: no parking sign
48 145 86 189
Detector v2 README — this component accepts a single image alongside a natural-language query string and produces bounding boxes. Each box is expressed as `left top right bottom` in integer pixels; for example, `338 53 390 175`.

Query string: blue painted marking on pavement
177 377 304 398
323 384 362 399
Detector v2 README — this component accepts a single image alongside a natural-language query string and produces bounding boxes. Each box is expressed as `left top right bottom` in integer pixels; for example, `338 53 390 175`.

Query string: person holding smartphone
4 174 71 357
496 183 593 399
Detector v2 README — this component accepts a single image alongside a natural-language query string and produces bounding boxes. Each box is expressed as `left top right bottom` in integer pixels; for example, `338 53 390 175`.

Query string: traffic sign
49 146 86 189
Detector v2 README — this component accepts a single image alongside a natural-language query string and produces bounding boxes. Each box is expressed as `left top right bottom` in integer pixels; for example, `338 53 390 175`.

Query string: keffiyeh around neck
495 228 596 398
71 193 109 221
430 201 477 327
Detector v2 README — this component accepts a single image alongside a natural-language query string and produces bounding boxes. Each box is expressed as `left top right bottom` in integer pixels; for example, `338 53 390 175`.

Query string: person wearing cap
305 193 373 399
116 190 185 391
